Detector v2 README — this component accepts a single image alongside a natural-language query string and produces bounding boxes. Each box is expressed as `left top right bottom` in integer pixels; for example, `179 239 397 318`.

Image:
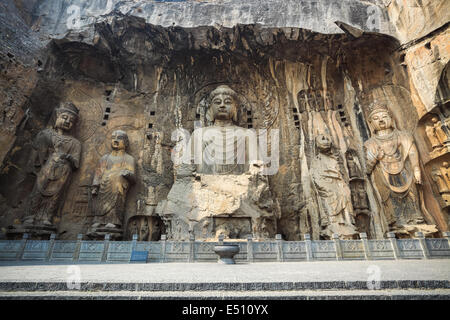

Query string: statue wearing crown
364 104 437 237
19 102 82 236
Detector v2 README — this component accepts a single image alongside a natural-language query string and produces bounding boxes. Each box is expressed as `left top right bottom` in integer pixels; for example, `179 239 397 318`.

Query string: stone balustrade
0 232 449 263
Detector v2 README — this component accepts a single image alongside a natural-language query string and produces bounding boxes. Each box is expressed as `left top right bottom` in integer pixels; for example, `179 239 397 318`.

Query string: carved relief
2 13 450 243
161 85 276 241
426 115 450 156
198 85 249 175
87 130 136 240
431 162 450 208
126 216 161 241
143 131 164 174
364 104 438 237
71 185 90 217
311 134 358 239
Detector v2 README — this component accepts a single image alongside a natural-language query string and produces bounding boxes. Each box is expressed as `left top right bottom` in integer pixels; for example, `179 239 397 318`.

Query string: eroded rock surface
0 0 448 240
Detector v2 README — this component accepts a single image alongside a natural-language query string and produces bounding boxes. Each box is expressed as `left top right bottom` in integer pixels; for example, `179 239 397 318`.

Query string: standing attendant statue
22 102 81 231
197 85 250 175
364 104 437 236
311 134 357 239
89 130 136 238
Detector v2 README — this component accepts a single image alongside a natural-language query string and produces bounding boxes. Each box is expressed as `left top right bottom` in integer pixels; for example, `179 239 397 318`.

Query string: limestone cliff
0 0 448 240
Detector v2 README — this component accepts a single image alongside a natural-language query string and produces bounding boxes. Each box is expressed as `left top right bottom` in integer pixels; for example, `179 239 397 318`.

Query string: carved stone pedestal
6 224 57 240
390 224 439 239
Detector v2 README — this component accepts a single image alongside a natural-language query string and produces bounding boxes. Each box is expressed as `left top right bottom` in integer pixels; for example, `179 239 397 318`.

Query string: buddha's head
208 85 238 123
111 130 129 151
368 104 394 132
55 102 79 131
316 134 332 153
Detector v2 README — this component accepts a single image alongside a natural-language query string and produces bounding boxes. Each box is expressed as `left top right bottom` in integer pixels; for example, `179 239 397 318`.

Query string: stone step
1 289 449 300
1 280 449 292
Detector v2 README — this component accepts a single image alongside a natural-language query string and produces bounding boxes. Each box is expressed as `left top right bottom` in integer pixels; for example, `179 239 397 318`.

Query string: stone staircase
1 280 449 300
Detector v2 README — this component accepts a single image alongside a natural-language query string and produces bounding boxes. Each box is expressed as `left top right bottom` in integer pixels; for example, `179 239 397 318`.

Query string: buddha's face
316 134 332 152
211 93 235 121
111 131 128 150
55 112 76 131
370 111 393 132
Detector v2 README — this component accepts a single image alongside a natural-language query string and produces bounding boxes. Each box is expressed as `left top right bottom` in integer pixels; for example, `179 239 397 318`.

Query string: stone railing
0 232 449 263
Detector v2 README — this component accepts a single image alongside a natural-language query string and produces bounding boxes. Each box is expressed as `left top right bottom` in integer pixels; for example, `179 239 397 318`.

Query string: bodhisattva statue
89 130 136 238
364 104 437 237
23 102 81 230
311 134 358 239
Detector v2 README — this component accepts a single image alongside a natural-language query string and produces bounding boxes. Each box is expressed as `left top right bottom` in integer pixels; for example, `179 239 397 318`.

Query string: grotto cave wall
0 0 448 240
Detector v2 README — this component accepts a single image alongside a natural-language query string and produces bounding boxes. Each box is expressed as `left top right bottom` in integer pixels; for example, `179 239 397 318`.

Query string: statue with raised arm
89 130 136 238
364 104 437 237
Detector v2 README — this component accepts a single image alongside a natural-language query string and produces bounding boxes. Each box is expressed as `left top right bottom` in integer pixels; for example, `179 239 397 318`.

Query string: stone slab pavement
0 260 449 283
1 289 450 300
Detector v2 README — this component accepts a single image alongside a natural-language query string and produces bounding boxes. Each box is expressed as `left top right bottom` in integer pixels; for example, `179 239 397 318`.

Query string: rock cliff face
0 0 448 240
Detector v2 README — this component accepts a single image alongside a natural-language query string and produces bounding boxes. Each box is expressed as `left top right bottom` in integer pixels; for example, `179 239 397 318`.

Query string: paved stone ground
1 289 450 300
0 260 449 283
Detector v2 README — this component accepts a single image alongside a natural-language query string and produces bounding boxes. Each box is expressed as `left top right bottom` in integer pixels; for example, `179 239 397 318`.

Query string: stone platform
0 260 449 299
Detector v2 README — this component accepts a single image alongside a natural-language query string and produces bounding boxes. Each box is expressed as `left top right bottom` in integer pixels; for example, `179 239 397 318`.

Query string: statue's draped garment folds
28 102 81 225
197 126 249 175
364 104 436 230
365 130 416 195
91 131 136 227
311 134 357 239
312 153 353 224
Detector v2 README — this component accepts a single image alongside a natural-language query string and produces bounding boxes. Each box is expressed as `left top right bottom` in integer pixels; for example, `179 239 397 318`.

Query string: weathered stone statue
18 102 81 238
364 104 437 237
356 183 370 211
311 134 358 239
198 85 249 175
443 161 450 182
160 85 276 240
88 130 136 239
297 90 307 113
139 218 150 241
425 116 443 152
306 88 317 111
347 152 362 179
434 117 450 147
431 163 450 208
315 90 325 112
